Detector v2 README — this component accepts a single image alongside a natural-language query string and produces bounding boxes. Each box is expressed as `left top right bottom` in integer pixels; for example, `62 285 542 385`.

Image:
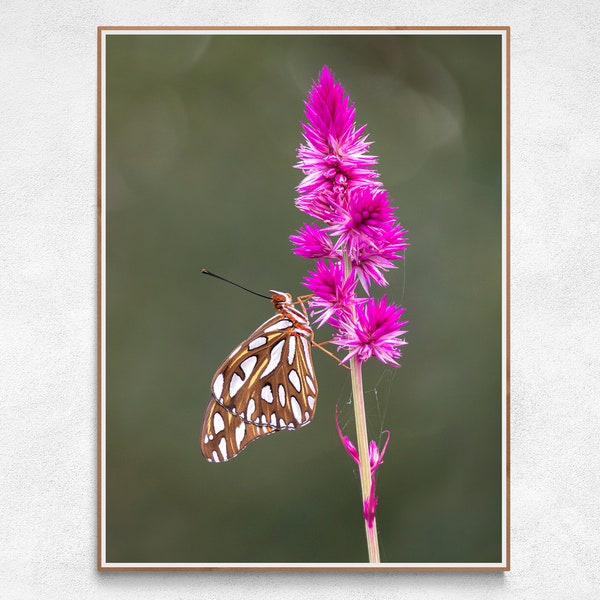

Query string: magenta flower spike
292 66 409 562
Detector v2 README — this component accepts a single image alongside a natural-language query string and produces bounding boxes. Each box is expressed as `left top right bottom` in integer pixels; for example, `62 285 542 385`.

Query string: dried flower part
334 408 360 464
335 409 390 475
363 485 379 529
368 431 390 474
335 408 390 529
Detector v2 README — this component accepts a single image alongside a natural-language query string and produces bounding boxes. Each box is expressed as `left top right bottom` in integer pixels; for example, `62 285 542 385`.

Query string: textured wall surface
1 1 599 599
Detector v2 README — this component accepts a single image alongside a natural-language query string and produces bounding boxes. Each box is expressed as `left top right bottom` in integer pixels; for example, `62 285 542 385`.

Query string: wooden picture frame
98 26 510 570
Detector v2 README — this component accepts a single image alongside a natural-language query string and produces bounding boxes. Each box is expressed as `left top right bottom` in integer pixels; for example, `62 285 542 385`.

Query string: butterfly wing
200 398 275 462
243 331 318 430
201 308 319 462
210 315 318 430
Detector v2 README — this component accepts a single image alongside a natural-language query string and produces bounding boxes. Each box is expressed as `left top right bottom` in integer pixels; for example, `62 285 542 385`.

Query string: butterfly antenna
201 269 271 300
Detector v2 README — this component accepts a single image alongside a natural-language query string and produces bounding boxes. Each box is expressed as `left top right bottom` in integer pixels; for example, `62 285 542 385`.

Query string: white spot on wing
291 397 302 423
229 373 243 397
301 337 314 376
288 369 301 392
204 434 209 444
306 375 316 394
265 319 292 333
213 412 225 434
212 450 219 462
240 356 257 379
213 373 224 399
270 413 277 426
279 418 286 428
287 336 296 365
278 384 286 407
308 395 315 410
248 336 267 350
235 421 246 449
247 398 256 419
261 384 273 403
261 339 285 378
218 437 227 459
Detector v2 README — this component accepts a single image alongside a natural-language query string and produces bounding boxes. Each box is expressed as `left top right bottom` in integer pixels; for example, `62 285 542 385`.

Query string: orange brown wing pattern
200 399 276 462
200 296 318 462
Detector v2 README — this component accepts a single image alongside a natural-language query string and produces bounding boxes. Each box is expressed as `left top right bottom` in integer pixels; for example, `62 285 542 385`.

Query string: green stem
343 253 380 563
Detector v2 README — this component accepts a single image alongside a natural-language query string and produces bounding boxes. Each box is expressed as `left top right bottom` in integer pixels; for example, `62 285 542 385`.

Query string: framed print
98 27 509 570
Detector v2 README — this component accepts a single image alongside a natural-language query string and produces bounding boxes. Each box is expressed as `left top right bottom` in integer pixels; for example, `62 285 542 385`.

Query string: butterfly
200 290 318 462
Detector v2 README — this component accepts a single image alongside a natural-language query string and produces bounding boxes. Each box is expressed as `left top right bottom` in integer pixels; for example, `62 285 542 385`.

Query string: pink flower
290 223 339 260
328 187 397 258
296 189 346 224
334 296 408 366
295 66 381 220
302 260 361 327
352 222 409 291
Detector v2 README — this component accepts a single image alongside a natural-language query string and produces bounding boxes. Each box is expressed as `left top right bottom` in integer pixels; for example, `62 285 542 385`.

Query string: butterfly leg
311 340 350 369
294 295 313 320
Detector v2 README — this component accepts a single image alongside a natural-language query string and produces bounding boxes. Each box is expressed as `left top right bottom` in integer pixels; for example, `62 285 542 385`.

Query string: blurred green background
105 33 503 563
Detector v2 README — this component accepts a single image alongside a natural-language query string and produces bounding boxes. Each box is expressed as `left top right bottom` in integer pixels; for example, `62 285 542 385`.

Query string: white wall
1 1 599 598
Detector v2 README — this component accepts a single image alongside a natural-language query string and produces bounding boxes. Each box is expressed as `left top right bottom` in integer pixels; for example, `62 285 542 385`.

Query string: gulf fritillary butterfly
200 290 318 462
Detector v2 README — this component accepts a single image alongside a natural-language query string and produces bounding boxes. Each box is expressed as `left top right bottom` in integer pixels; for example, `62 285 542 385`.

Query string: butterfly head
269 290 293 310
